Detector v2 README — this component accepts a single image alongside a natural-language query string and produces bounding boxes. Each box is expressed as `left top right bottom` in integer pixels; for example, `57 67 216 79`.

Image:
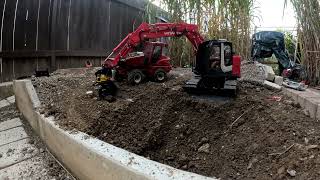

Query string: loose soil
33 67 320 180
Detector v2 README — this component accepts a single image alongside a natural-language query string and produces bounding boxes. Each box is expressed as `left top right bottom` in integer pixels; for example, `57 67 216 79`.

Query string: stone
7 149 13 153
181 165 188 170
86 91 93 95
274 76 284 85
200 137 209 145
198 143 210 153
39 148 45 153
28 139 34 144
306 145 318 150
287 169 296 177
263 80 281 90
247 158 258 170
27 149 34 154
259 64 275 81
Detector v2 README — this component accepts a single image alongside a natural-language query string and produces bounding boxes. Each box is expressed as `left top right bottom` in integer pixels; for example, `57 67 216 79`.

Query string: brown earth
33 68 320 180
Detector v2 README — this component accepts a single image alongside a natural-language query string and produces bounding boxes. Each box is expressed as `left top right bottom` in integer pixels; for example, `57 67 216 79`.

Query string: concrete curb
283 88 320 120
13 79 217 180
0 82 13 99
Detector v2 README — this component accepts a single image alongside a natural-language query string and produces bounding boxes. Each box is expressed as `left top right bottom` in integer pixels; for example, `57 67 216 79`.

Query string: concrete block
297 95 306 109
283 88 293 98
0 127 28 146
13 80 41 131
0 138 38 169
274 76 284 85
14 79 216 180
262 65 275 81
304 97 320 119
263 80 281 90
0 99 10 109
0 118 23 132
0 82 13 99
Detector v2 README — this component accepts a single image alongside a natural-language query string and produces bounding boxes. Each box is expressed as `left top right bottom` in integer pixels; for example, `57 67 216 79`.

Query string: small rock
7 148 13 153
306 145 318 150
166 156 174 161
39 108 45 114
181 165 188 170
198 143 210 153
284 100 294 106
277 166 285 175
0 153 2 158
21 147 28 152
247 158 258 170
256 88 261 92
39 148 45 153
86 91 93 95
126 98 134 102
28 139 35 144
27 149 34 154
287 169 296 177
83 135 90 140
200 137 209 143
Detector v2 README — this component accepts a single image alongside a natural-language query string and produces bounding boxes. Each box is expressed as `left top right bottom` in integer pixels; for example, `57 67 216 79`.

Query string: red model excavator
95 22 241 99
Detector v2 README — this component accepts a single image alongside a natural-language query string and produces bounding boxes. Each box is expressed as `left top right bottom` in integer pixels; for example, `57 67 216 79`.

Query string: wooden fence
0 0 147 82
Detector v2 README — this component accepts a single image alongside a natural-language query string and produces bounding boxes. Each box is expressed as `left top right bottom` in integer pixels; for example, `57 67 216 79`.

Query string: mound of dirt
33 68 320 179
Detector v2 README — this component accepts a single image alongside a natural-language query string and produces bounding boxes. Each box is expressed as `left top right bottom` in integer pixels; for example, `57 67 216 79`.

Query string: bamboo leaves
146 0 256 66
289 0 320 85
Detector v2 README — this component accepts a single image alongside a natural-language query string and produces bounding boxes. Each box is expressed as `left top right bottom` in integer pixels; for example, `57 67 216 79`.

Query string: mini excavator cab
185 40 241 93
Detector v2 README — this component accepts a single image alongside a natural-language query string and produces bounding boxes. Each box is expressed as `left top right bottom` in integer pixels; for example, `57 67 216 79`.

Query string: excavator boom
105 22 204 67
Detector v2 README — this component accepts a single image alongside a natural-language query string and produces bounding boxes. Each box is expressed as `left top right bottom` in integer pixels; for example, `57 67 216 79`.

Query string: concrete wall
13 79 216 180
283 88 320 121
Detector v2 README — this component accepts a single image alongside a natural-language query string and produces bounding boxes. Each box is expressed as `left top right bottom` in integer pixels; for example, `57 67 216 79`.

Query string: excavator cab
185 40 241 94
114 41 171 84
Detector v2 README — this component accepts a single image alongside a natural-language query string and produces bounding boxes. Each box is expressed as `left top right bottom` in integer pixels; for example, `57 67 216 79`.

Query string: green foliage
276 29 296 55
287 0 320 85
155 0 257 66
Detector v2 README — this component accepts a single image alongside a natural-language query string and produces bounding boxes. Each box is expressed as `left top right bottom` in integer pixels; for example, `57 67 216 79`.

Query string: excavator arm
105 22 205 67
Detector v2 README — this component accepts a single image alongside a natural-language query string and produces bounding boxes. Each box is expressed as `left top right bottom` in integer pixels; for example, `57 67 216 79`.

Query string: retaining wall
13 79 216 180
283 88 320 121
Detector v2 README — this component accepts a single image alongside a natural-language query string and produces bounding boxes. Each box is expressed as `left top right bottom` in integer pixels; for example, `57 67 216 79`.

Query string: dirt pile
33 68 320 179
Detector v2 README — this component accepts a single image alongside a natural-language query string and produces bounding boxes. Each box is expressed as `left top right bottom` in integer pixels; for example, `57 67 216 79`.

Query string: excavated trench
33 68 320 179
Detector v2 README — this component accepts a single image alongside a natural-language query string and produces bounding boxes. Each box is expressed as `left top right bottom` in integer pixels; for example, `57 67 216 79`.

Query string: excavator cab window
209 45 221 70
143 44 154 65
224 44 232 66
151 45 162 64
